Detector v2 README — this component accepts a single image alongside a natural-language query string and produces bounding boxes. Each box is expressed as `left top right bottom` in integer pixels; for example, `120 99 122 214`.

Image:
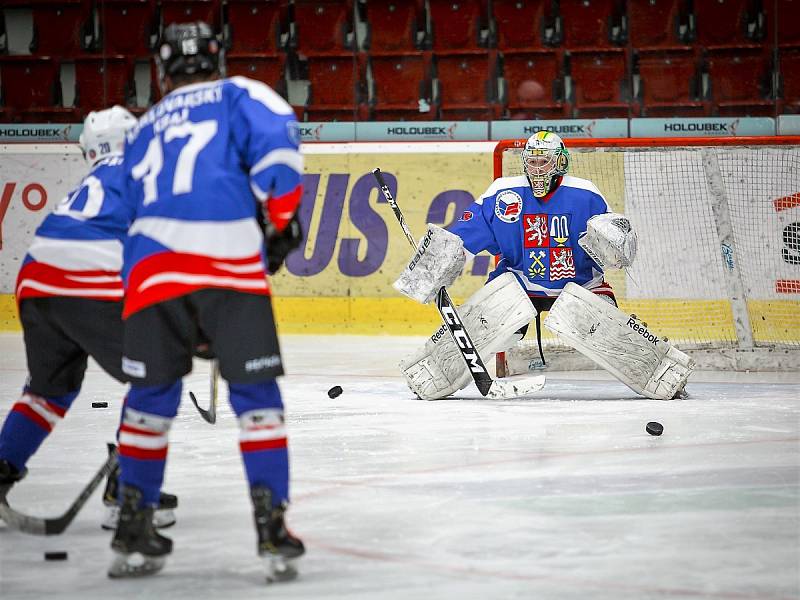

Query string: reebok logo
627 318 659 344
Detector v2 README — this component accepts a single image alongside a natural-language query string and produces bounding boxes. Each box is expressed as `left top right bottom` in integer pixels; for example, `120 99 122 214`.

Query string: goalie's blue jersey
16 156 128 303
120 76 303 317
452 174 611 298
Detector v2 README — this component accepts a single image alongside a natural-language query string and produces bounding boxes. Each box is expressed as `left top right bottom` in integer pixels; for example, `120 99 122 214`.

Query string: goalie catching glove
393 224 466 304
400 273 535 400
578 213 638 270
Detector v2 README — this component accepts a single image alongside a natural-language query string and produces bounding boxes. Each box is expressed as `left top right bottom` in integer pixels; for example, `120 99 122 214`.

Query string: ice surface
0 332 798 599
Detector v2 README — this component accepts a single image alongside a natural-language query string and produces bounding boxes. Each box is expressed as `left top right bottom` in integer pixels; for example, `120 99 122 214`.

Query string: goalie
394 132 693 401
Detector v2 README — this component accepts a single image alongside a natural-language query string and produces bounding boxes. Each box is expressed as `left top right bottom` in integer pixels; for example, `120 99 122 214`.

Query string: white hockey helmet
79 106 137 166
521 131 570 198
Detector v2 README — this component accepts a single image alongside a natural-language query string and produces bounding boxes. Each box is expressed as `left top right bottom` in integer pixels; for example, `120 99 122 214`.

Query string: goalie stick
372 168 545 400
0 443 118 535
189 359 219 424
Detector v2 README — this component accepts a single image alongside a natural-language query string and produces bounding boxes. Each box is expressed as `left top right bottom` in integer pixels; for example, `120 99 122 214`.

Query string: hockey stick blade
0 444 118 535
484 375 546 399
188 359 219 424
189 390 216 424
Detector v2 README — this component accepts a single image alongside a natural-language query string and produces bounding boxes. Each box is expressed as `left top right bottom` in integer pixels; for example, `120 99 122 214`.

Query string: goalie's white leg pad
400 272 536 400
544 283 694 400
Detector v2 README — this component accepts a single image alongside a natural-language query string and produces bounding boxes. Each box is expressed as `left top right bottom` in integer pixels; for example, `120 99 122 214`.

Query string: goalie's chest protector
453 174 610 295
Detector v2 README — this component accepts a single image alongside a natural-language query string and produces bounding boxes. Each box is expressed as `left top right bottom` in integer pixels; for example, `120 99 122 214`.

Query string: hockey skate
0 459 27 499
251 486 305 583
101 464 177 530
108 486 172 579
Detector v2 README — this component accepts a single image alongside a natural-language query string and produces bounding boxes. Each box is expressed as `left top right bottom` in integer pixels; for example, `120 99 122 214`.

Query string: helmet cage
522 146 569 197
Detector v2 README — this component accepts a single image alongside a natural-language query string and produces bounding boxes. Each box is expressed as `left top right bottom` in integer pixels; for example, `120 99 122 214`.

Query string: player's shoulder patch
494 189 523 223
477 175 528 205
227 76 295 116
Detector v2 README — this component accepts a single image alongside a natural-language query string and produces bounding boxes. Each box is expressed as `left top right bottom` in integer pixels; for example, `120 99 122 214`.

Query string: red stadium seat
226 0 288 53
14 0 95 56
369 51 433 120
760 0 800 48
97 0 158 56
493 0 550 49
363 0 425 51
779 49 800 112
435 49 498 120
304 52 365 121
627 0 689 50
225 53 287 96
161 0 222 29
501 49 567 119
74 55 135 108
0 56 61 110
706 47 773 116
637 50 707 117
692 0 759 48
559 0 624 49
292 1 355 54
569 49 629 118
428 0 488 50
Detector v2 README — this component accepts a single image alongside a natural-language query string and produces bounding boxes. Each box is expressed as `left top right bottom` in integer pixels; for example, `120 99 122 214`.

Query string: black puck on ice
646 421 664 436
44 551 68 561
91 401 108 408
327 385 343 399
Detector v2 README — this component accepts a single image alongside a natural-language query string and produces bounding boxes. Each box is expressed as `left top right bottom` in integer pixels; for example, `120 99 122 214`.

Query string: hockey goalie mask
79 106 137 166
521 131 570 198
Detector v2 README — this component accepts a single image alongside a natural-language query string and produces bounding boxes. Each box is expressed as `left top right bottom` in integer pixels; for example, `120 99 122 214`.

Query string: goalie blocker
544 283 694 400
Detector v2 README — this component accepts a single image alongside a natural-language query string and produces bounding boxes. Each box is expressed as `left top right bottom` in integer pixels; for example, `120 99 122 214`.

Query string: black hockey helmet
156 21 221 86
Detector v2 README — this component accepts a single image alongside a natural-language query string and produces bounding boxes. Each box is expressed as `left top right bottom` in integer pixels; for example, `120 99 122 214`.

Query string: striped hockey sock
0 389 77 470
117 382 181 507
230 380 289 506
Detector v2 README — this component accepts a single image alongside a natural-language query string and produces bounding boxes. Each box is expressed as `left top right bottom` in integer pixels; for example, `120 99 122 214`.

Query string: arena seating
627 0 689 51
569 49 630 118
637 50 706 116
435 49 498 120
226 0 287 53
428 0 488 50
368 50 432 120
501 49 567 119
0 0 793 122
362 0 425 51
98 0 158 56
74 55 134 108
492 0 551 49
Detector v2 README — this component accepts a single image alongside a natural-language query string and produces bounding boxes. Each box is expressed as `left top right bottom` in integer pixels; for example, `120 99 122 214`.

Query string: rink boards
0 142 797 347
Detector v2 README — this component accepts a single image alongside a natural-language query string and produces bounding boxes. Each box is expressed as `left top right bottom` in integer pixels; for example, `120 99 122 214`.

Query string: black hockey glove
265 213 303 274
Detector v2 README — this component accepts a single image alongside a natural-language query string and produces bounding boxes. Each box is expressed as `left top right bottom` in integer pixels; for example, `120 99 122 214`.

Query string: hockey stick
0 443 118 535
372 168 545 400
188 359 219 424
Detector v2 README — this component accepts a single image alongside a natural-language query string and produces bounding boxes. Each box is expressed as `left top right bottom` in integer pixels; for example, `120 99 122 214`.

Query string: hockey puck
91 401 108 408
327 385 343 399
646 421 664 436
44 551 68 561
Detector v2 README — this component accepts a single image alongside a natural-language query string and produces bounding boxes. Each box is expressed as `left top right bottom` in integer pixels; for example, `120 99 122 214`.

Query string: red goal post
493 136 800 374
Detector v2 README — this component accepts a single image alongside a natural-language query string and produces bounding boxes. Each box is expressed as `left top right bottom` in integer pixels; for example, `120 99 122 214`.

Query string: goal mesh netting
496 137 800 372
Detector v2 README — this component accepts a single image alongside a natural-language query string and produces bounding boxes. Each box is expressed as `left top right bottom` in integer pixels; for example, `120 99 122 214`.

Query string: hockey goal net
495 136 800 374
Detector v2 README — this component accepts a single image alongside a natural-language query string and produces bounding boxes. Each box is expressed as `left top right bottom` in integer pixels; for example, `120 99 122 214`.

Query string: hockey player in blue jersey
108 22 304 581
393 131 693 401
0 107 175 529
